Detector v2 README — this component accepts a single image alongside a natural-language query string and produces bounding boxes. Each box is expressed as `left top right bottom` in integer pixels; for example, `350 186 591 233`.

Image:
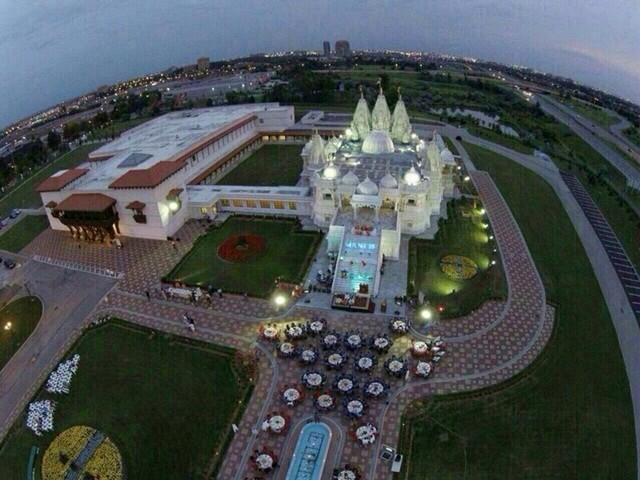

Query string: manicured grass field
0 144 101 218
0 296 42 370
0 215 49 253
167 217 321 297
408 197 506 318
467 124 534 154
217 144 303 186
0 321 247 479
399 146 636 479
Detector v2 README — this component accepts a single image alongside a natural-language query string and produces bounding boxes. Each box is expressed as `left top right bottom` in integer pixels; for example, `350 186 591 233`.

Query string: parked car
4 259 16 269
0 218 7 227
391 454 403 473
9 209 20 219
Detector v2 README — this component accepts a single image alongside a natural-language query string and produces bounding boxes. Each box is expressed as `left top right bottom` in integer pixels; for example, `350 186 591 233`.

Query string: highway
533 93 640 188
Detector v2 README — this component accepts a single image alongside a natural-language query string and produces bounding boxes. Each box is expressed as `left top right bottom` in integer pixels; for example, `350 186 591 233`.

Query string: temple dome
362 130 395 154
371 91 392 132
356 176 379 195
440 147 455 165
379 172 398 189
390 92 412 143
322 161 339 180
308 132 327 165
404 166 421 186
341 170 360 186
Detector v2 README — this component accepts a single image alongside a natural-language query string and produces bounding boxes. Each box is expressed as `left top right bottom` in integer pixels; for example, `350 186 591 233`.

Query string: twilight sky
0 0 638 129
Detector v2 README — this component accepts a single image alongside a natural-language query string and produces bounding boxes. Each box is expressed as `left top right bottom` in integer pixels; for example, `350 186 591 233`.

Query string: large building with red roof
37 104 296 240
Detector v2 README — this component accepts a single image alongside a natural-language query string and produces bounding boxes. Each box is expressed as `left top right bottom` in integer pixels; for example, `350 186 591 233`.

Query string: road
0 261 116 439
533 93 640 188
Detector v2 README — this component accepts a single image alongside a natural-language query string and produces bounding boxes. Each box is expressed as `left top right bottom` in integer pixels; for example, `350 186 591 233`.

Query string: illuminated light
345 128 352 137
168 201 179 212
274 295 286 307
463 176 470 182
489 235 494 240
479 208 486 215
420 309 432 320
491 260 497 266
437 305 445 313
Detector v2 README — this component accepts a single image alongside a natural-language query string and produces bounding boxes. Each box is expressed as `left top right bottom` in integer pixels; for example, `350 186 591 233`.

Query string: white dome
440 147 455 165
322 162 339 180
362 130 394 154
379 172 398 189
356 176 379 195
404 166 421 186
341 170 360 186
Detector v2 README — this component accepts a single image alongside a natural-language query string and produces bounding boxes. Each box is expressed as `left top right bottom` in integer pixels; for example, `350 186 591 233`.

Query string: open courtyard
408 196 506 318
217 144 304 186
166 216 321 297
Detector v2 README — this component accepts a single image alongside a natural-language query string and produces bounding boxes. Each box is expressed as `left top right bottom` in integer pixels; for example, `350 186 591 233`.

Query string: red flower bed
217 234 268 263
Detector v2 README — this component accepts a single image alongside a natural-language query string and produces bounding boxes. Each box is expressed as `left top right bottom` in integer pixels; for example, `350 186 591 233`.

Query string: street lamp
420 309 432 321
4 321 11 331
274 294 286 310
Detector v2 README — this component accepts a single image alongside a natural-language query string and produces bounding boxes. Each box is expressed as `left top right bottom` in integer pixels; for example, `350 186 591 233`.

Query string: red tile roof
110 114 257 189
109 160 186 189
36 169 89 192
53 193 116 212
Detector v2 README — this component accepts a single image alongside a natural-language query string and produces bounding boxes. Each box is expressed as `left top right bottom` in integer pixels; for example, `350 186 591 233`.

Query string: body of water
1 0 638 129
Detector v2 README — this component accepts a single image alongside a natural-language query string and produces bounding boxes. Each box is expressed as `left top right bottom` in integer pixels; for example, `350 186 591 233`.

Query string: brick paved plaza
0 170 554 479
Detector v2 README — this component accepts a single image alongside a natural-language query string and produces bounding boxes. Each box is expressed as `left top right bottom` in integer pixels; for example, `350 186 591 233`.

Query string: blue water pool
284 422 332 480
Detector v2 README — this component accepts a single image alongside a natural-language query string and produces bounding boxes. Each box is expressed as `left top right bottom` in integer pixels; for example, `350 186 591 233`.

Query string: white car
391 453 403 473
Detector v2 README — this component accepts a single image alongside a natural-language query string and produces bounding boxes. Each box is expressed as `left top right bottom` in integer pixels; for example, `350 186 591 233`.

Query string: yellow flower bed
82 436 123 480
440 255 478 280
42 426 94 480
42 426 123 480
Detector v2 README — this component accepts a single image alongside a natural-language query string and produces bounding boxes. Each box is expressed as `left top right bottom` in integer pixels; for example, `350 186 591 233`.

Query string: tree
47 130 61 150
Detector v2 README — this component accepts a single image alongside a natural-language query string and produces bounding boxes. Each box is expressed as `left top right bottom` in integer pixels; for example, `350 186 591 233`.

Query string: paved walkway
0 136 570 479
62 169 547 480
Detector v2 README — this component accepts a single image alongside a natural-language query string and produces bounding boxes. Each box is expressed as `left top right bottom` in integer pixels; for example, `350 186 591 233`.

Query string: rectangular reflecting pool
285 422 332 480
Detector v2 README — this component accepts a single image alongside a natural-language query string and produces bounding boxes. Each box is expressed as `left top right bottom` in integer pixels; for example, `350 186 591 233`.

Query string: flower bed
439 254 478 280
217 233 267 263
42 426 123 480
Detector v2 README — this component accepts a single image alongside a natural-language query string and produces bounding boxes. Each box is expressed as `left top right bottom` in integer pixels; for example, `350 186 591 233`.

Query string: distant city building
323 41 331 57
197 57 210 72
335 40 351 57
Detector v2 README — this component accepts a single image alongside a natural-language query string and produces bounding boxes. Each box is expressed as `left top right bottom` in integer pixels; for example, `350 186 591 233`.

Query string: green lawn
408 197 506 318
0 215 48 253
559 97 620 129
623 127 640 148
167 217 321 297
0 144 101 217
400 145 636 479
0 296 42 370
467 125 534 154
218 144 303 186
0 321 247 479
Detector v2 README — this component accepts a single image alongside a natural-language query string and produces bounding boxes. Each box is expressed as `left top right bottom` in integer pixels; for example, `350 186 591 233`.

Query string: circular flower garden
439 254 478 280
42 425 122 480
217 233 268 263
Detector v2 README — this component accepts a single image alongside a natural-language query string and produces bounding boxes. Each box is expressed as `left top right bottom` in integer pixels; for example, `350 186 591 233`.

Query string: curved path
14 125 640 477
0 159 554 480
